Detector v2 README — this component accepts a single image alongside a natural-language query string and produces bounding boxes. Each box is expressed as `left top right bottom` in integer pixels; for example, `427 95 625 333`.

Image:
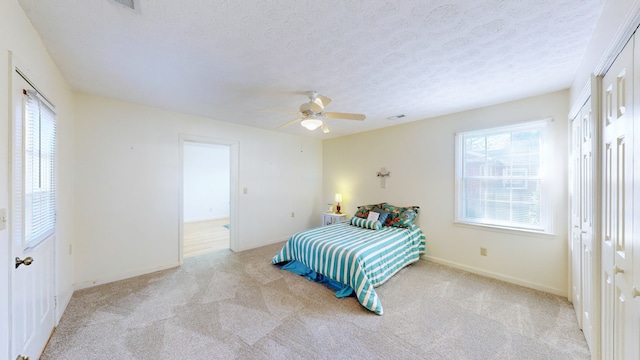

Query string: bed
272 203 425 315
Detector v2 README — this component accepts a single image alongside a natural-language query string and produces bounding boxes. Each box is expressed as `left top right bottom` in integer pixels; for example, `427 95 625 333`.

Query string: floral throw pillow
353 203 387 219
382 204 419 228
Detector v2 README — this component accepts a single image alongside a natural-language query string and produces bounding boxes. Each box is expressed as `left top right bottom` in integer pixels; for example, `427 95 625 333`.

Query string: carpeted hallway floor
41 242 590 359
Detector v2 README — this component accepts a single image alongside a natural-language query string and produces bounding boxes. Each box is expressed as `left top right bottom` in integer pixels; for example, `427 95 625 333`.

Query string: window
19 89 57 247
455 120 550 233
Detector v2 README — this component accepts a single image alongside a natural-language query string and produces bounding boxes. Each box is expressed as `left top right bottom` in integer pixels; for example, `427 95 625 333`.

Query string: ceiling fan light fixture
300 116 323 130
275 92 365 131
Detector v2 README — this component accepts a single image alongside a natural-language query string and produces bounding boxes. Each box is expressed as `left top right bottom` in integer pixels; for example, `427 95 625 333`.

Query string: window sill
453 221 556 239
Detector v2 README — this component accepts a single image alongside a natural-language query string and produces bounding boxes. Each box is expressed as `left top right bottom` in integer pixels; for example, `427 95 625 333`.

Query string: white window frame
454 119 551 234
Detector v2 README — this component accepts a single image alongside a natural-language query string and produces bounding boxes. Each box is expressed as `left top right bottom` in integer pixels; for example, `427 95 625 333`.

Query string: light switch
0 208 6 231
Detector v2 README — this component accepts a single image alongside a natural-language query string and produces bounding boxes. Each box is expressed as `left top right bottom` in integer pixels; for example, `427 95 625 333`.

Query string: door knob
15 257 34 269
16 355 30 360
613 265 624 274
632 287 640 298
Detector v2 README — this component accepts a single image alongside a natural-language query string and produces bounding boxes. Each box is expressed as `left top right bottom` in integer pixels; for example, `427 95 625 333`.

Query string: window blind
455 120 549 232
22 90 57 246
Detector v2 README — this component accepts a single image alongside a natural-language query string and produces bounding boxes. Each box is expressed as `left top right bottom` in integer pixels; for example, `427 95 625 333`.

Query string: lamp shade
335 193 342 203
300 116 323 130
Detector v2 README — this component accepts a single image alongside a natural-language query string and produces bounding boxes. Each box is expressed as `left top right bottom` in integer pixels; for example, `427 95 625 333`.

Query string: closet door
580 99 596 349
570 112 582 328
570 96 598 354
630 32 640 360
601 35 636 360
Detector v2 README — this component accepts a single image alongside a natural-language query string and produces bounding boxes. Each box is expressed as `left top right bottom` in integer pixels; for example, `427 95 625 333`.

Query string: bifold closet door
570 96 597 354
570 113 582 329
580 99 596 350
601 34 637 360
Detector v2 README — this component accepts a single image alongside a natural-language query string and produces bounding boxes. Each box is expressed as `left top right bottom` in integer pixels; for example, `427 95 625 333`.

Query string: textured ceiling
17 0 606 138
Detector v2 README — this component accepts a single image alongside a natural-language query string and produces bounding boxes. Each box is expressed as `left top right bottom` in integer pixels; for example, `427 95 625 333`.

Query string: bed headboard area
353 203 421 228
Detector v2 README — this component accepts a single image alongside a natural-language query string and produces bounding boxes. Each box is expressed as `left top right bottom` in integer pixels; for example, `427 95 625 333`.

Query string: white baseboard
237 237 288 252
423 255 568 298
55 288 73 324
73 262 180 291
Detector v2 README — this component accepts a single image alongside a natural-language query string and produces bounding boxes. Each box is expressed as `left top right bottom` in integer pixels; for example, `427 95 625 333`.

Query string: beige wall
0 0 76 354
73 93 323 288
324 90 570 296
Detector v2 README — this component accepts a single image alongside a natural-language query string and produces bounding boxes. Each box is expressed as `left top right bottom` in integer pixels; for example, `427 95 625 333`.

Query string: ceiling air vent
386 114 406 121
111 0 136 10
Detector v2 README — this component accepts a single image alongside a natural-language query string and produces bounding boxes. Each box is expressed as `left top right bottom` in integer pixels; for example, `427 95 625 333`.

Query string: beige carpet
41 242 589 359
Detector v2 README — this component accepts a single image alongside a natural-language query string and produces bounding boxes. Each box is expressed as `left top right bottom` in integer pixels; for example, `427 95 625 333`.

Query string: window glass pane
456 120 547 232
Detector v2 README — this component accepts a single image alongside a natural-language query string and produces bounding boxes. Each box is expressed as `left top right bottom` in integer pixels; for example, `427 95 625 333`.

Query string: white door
601 35 636 360
579 99 596 350
570 110 583 328
629 32 640 360
10 71 56 360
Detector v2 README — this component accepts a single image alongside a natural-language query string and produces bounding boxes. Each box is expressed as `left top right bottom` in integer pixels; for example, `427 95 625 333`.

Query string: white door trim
1 49 14 360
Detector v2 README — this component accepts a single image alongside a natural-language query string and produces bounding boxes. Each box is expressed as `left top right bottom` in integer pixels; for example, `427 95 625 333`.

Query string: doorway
180 136 239 261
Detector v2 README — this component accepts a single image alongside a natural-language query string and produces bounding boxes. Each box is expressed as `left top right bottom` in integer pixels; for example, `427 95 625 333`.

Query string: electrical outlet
480 247 487 256
291 212 295 218
69 244 73 255
243 187 248 194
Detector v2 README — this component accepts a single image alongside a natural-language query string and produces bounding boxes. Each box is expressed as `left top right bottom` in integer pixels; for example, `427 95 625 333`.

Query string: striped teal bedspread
272 222 425 315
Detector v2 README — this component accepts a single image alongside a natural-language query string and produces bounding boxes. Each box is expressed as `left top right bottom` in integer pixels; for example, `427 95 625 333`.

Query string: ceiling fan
275 91 366 133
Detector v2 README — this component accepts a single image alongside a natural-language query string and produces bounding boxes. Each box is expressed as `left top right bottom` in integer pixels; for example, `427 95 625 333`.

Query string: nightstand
323 213 347 226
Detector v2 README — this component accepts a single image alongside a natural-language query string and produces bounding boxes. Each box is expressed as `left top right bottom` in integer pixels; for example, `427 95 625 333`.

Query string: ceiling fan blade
300 102 324 113
259 109 301 115
321 121 330 134
278 117 303 129
324 112 366 121
314 94 332 109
